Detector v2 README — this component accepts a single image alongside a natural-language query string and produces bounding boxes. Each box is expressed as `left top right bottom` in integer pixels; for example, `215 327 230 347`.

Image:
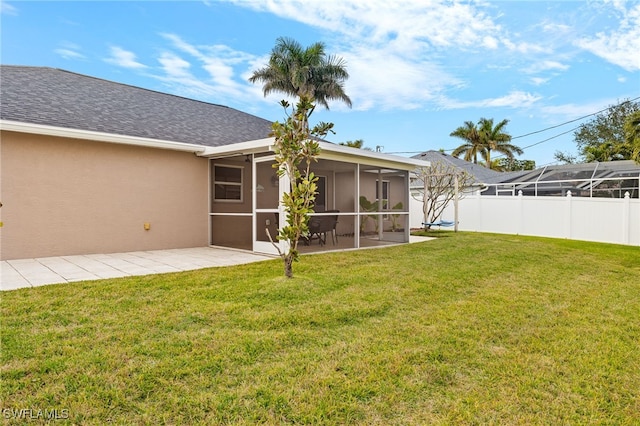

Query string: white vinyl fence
411 191 640 246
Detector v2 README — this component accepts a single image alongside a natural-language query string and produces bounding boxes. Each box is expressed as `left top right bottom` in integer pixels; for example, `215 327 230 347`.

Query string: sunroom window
376 180 390 210
214 165 243 202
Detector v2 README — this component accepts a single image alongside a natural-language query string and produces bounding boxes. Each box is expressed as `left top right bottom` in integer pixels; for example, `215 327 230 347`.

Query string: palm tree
249 37 352 110
479 158 506 171
478 118 522 169
450 121 483 164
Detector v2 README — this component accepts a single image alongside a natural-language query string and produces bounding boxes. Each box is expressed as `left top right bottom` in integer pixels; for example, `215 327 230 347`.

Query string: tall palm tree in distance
450 121 483 164
451 118 523 169
478 118 522 169
249 37 352 110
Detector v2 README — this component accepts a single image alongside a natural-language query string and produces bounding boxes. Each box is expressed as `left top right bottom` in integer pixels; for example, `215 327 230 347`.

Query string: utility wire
387 96 640 157
492 96 639 159
491 126 579 160
511 96 640 140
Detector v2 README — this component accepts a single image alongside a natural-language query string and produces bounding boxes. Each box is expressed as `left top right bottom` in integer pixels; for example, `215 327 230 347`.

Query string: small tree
251 37 350 277
498 158 536 171
268 97 334 278
624 110 640 163
573 98 639 162
412 161 474 229
553 150 578 164
339 139 373 151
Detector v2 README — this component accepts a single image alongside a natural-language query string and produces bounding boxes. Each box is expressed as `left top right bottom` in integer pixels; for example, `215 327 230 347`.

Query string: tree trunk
284 254 294 278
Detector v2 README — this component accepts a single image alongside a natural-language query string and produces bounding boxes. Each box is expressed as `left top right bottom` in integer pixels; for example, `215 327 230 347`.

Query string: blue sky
2 0 639 167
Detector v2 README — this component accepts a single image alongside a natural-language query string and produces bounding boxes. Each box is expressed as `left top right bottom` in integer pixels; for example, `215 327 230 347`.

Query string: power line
493 96 639 159
491 126 579 160
511 96 640 140
388 96 640 158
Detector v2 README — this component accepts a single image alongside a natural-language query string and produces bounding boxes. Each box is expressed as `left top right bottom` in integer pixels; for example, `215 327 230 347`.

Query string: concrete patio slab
1 247 274 291
1 237 435 291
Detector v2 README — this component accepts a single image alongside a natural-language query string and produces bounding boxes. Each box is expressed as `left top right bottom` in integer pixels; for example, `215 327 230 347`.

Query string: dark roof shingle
411 150 507 183
0 65 274 147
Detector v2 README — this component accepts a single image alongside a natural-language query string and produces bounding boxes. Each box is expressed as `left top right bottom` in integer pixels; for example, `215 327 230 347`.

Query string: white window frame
213 164 244 203
315 175 327 212
376 179 390 219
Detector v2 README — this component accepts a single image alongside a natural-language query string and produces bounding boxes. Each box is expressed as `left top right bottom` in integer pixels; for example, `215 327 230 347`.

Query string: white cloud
120 0 636 116
574 2 640 71
157 33 257 100
229 0 505 51
54 49 85 60
154 52 229 98
54 42 85 60
442 91 543 110
523 60 570 74
483 36 499 50
224 0 551 111
485 91 542 108
1 1 18 15
542 22 571 34
539 97 624 122
104 46 148 69
501 39 548 55
157 52 192 79
344 44 462 111
530 77 549 86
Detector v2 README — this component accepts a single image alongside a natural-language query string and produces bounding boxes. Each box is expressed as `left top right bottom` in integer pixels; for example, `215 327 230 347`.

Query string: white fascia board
0 120 208 154
199 137 431 171
199 137 276 158
317 142 430 170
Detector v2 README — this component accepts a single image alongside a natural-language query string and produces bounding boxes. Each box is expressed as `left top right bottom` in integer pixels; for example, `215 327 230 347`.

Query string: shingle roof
411 150 506 183
0 65 274 147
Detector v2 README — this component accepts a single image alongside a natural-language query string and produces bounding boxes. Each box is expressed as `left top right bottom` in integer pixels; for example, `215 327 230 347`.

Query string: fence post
623 192 630 245
476 193 482 232
565 190 572 239
517 190 523 235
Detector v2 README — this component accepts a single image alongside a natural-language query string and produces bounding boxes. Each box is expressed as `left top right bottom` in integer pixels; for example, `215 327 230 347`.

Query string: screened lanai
207 141 428 255
484 160 640 198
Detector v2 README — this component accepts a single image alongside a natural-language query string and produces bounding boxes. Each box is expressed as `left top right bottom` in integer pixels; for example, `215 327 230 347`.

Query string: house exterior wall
0 131 208 260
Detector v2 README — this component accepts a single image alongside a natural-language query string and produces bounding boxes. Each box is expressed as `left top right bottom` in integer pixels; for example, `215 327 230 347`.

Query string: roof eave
0 120 208 154
199 138 276 158
317 142 430 170
201 139 430 170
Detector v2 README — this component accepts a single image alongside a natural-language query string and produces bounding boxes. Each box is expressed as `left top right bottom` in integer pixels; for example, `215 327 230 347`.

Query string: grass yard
1 232 639 425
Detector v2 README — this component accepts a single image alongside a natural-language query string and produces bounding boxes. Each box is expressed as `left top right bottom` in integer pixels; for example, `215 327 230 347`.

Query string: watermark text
2 408 69 420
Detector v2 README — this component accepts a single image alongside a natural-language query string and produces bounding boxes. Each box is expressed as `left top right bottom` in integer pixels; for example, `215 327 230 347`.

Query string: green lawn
2 233 639 425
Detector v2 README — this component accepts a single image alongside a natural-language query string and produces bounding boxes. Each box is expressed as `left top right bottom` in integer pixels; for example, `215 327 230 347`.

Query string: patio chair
308 210 339 246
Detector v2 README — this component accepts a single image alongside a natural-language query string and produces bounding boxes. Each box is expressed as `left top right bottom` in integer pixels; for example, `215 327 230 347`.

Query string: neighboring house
0 66 428 260
411 150 640 198
408 150 639 246
480 160 640 198
410 150 528 194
